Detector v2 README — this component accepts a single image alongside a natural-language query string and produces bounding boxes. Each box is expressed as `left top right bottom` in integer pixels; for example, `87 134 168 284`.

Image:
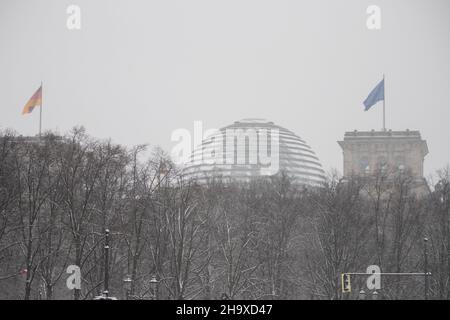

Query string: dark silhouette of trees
0 128 449 300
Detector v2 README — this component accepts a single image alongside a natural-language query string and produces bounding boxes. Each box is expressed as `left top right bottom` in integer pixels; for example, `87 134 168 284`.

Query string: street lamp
372 291 378 300
149 275 159 300
424 237 429 300
123 275 132 300
93 229 117 300
359 289 379 300
103 229 110 298
358 289 366 300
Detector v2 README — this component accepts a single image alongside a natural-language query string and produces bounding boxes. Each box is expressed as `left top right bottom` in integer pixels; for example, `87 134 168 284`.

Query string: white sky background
0 0 449 177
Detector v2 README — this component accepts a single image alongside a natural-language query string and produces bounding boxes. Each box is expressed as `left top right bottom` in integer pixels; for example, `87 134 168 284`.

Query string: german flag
22 85 42 115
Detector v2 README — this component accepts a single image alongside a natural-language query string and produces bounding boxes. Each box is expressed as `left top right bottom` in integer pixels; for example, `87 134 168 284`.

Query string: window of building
360 157 370 174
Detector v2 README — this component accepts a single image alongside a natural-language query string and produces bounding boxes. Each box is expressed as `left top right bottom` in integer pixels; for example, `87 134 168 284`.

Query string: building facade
338 129 428 178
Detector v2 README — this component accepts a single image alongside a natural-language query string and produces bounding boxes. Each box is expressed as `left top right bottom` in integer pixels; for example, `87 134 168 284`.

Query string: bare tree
0 131 22 296
14 134 61 299
158 178 208 300
428 167 450 299
303 174 371 300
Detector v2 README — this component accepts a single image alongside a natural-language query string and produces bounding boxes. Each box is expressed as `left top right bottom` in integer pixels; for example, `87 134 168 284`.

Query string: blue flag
363 78 384 111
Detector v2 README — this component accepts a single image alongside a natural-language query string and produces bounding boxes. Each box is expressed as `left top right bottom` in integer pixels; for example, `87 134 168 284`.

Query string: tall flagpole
39 81 42 138
383 74 386 131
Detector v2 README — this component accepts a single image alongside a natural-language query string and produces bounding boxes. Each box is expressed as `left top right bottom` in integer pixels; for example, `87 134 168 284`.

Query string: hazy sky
1 0 449 176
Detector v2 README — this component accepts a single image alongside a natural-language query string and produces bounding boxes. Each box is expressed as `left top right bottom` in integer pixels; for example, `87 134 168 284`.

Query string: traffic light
341 273 351 293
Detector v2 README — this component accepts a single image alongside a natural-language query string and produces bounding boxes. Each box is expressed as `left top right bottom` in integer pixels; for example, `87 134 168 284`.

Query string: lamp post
372 291 378 300
103 229 110 298
93 229 117 300
149 275 159 300
123 275 132 300
424 237 429 300
359 289 379 300
358 290 366 300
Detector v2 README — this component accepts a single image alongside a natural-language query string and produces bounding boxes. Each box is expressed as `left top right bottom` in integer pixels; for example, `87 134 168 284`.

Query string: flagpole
39 81 42 138
383 74 386 131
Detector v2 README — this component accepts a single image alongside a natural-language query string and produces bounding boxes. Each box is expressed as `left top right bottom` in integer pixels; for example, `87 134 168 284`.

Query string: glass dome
182 118 326 186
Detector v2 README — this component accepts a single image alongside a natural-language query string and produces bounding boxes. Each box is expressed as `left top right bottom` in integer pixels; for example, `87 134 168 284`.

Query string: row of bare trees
0 128 450 299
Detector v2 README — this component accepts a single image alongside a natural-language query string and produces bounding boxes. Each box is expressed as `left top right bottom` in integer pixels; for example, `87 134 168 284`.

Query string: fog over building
338 129 428 176
338 129 429 193
183 118 326 185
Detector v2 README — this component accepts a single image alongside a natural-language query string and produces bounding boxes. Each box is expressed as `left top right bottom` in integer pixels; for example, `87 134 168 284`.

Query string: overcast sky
1 0 449 177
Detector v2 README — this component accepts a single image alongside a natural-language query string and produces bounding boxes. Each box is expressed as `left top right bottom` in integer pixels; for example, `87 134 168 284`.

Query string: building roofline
343 129 422 139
